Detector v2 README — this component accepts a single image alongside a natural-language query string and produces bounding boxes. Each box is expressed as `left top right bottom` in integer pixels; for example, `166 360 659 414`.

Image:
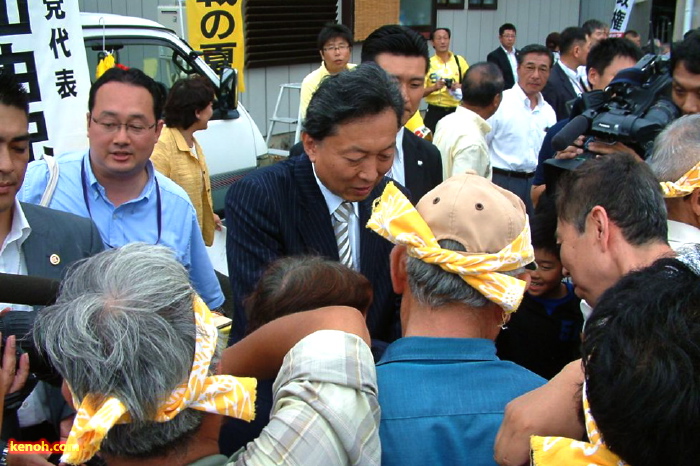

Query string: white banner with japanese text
186 0 246 92
609 0 637 37
0 0 91 160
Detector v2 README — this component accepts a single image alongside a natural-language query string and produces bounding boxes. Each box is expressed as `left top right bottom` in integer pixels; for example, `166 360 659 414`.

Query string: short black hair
531 195 559 257
361 25 430 73
545 32 560 51
461 62 503 107
582 19 608 37
88 67 164 120
559 26 587 55
430 27 451 40
499 23 516 36
303 63 403 141
624 30 640 38
163 75 215 129
586 37 642 74
317 23 353 51
556 153 668 246
671 29 700 75
0 70 29 115
516 44 553 67
583 257 700 466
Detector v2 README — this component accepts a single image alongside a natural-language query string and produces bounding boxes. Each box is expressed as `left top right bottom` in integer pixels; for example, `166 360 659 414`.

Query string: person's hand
213 213 223 231
451 82 461 90
493 360 585 466
554 135 585 160
586 140 642 161
435 79 446 90
0 334 29 398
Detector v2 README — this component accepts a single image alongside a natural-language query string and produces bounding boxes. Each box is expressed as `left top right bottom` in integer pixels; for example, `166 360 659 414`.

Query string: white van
80 13 267 212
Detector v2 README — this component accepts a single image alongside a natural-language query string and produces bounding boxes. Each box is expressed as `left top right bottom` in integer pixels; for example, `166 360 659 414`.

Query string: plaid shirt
233 330 381 465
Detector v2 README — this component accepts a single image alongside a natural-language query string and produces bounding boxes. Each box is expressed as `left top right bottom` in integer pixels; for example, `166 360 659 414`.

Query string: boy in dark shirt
496 211 583 379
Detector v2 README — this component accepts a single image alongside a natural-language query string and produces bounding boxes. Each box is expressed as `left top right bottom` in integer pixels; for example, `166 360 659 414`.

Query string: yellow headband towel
61 295 256 464
366 182 534 313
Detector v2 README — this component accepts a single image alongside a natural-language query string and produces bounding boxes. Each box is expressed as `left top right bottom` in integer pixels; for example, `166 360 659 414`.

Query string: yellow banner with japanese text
186 0 246 92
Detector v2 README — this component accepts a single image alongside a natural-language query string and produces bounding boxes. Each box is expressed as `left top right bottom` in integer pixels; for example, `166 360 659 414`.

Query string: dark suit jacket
225 154 402 345
487 47 518 90
541 63 577 121
21 202 104 280
402 130 443 204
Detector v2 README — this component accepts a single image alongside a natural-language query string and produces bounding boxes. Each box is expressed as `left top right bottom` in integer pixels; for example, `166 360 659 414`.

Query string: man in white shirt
486 44 556 215
647 115 700 250
434 62 504 179
542 27 589 121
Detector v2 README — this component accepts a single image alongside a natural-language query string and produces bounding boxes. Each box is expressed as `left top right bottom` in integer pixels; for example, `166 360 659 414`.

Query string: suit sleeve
425 142 443 191
225 176 284 344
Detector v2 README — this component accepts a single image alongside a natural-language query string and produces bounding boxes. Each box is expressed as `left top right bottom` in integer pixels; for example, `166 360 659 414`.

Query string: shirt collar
378 337 498 365
394 127 405 163
668 219 700 244
557 59 578 79
501 45 516 56
513 83 545 109
4 199 31 250
311 162 358 217
83 152 158 203
455 106 491 133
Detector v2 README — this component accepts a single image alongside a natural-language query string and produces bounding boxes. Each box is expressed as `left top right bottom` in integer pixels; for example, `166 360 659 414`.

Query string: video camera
545 54 680 192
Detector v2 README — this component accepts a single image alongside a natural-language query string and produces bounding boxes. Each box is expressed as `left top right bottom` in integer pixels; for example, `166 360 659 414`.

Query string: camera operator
531 38 641 206
670 30 700 115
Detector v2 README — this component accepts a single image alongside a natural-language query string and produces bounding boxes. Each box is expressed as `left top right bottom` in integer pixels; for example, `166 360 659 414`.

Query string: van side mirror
216 67 239 120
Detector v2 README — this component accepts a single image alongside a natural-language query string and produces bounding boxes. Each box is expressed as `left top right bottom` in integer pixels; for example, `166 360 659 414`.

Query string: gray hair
647 114 700 182
406 240 524 310
33 243 204 459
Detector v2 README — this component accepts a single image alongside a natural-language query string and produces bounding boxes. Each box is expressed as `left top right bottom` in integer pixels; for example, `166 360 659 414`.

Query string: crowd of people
0 13 699 466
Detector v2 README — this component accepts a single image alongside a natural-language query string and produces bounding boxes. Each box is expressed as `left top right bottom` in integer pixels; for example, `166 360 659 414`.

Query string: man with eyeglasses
487 24 519 90
19 67 224 311
486 44 556 216
299 23 355 119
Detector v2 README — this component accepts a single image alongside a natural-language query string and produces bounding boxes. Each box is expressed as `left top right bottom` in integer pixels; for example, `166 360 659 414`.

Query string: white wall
436 0 580 66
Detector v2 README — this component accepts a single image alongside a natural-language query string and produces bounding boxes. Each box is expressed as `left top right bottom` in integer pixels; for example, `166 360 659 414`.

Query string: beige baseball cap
416 172 534 267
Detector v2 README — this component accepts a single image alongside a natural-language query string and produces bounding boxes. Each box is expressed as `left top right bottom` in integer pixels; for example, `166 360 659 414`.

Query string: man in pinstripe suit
225 64 406 354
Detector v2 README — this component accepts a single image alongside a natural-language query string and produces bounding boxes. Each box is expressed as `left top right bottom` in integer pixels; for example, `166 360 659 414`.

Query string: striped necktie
333 201 354 269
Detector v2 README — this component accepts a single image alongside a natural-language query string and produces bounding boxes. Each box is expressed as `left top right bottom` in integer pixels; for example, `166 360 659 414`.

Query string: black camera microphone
0 273 60 307
551 114 590 152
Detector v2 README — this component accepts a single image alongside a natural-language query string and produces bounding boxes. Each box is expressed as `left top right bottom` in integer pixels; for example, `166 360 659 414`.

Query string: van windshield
83 37 200 93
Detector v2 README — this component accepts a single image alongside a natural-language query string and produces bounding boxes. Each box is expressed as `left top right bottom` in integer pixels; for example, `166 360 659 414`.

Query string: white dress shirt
558 60 583 96
0 199 31 312
313 164 360 270
389 127 406 186
434 106 492 179
502 45 518 84
667 219 700 251
486 84 556 172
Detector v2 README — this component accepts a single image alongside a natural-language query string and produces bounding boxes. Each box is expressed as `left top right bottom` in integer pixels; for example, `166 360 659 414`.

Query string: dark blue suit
542 63 578 121
225 153 401 345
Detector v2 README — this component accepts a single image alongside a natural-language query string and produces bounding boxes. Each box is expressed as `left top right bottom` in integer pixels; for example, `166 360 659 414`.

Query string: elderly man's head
34 243 255 463
369 174 534 336
647 114 700 229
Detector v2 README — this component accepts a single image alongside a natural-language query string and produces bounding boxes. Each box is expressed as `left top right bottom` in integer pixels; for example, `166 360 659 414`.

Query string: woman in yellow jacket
151 76 221 246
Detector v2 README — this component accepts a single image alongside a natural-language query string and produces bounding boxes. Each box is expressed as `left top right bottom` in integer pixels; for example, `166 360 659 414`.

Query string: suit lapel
21 204 59 279
294 154 339 259
359 180 387 277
